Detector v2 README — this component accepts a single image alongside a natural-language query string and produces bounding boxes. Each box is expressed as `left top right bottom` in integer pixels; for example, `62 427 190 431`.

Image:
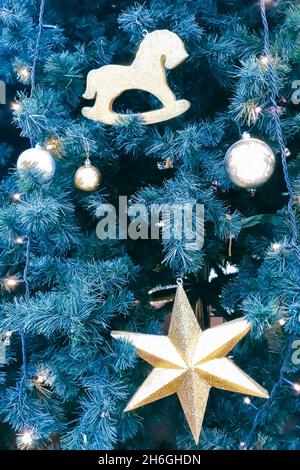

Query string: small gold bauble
74 161 101 191
225 133 275 189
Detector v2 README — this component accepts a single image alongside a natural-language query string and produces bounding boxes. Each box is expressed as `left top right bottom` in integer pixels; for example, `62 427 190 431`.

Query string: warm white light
21 431 33 446
271 242 282 252
10 101 21 111
285 148 291 158
260 55 269 66
293 383 300 393
36 373 47 384
18 66 30 81
6 278 18 287
15 236 25 245
11 192 22 201
244 397 251 405
3 276 20 291
46 137 62 155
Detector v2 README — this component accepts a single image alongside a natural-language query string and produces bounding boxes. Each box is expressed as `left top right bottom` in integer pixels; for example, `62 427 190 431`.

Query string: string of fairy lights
0 0 299 449
1 0 50 450
239 0 300 449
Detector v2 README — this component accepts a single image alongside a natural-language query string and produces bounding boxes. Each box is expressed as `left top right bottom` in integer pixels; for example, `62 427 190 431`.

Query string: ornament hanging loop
176 278 183 286
135 17 149 37
82 137 91 166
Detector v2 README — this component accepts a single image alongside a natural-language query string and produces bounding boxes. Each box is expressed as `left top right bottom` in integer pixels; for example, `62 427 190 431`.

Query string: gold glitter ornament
225 133 275 189
82 30 190 125
112 282 268 444
74 160 101 191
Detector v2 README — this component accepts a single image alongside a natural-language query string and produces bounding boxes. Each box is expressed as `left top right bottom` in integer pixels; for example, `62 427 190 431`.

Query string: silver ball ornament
225 133 275 189
17 145 55 181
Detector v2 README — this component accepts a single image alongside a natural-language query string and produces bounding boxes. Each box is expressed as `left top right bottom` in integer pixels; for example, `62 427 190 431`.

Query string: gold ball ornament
74 160 101 191
225 133 275 189
17 145 55 181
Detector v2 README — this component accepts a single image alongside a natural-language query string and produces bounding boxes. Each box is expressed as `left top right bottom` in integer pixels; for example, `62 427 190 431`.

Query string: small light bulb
18 66 30 81
244 397 251 405
278 318 286 326
15 236 25 245
82 434 88 445
255 106 262 114
46 137 62 155
36 373 47 384
260 55 269 66
21 431 33 446
239 442 247 450
3 276 20 291
293 383 300 393
285 148 291 158
271 242 282 252
10 101 21 112
11 192 22 201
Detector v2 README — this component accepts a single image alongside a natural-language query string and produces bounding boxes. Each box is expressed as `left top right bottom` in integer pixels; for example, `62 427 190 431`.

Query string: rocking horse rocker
82 30 191 125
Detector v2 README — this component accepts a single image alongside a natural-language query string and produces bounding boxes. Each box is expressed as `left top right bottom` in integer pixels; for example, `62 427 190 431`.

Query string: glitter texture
82 30 191 125
111 285 269 444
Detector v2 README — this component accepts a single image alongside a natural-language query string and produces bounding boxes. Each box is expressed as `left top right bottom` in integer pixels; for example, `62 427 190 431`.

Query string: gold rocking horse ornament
82 30 191 125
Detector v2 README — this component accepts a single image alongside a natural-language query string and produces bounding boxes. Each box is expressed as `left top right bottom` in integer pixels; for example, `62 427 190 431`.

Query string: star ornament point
111 285 268 444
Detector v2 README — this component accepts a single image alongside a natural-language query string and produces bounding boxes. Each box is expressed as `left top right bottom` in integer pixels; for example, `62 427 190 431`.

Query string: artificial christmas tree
0 0 299 452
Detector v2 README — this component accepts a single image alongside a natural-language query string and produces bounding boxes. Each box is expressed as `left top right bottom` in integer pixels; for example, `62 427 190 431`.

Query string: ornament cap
242 132 251 140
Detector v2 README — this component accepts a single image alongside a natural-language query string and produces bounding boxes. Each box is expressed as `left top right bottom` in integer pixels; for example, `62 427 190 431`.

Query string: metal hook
82 137 91 165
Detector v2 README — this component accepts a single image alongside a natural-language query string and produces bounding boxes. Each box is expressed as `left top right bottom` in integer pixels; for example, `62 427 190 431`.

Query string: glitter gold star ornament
111 283 268 444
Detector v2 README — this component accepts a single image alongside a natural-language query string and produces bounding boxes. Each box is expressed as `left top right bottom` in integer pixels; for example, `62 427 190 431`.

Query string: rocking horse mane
134 29 187 66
